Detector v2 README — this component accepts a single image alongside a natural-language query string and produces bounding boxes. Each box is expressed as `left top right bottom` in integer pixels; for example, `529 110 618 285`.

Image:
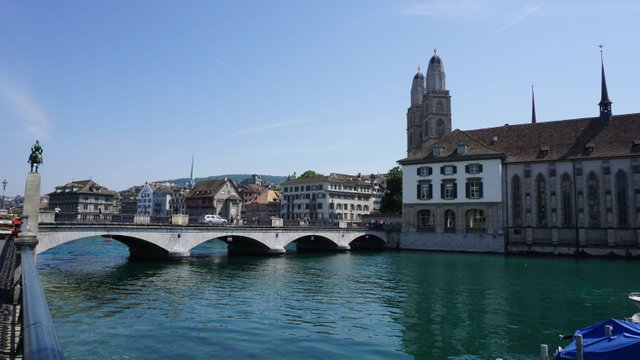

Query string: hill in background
158 174 288 187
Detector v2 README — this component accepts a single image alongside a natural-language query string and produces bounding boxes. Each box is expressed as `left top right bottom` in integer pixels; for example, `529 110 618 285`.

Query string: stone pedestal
23 172 41 234
171 214 189 225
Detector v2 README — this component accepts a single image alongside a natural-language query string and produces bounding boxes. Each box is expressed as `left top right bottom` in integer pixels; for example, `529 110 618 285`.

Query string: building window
457 143 468 154
441 181 457 200
417 210 435 232
436 119 445 137
466 179 483 199
615 170 629 226
512 175 523 226
536 174 547 226
560 173 573 226
441 165 457 175
417 182 432 200
417 166 432 177
436 101 444 113
433 145 444 157
466 163 483 174
444 210 456 233
587 172 601 227
465 209 486 233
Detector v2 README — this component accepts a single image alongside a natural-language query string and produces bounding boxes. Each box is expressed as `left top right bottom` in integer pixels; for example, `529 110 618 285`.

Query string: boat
629 292 640 311
552 294 640 359
555 318 640 359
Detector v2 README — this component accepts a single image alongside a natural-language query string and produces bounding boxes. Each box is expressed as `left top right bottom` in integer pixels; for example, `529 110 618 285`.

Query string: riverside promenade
0 237 20 359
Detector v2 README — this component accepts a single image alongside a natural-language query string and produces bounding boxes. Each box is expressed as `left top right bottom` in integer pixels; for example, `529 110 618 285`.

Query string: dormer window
585 143 595 153
433 144 444 157
457 143 469 154
539 146 549 153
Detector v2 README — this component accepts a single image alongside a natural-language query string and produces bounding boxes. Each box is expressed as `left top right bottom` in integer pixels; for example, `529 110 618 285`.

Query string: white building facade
281 173 374 223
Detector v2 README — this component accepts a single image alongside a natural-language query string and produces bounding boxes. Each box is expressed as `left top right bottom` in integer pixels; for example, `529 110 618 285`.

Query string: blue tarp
556 318 640 359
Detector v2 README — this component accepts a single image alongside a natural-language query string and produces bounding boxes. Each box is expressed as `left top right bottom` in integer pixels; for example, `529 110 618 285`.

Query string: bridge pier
167 248 190 260
268 247 286 255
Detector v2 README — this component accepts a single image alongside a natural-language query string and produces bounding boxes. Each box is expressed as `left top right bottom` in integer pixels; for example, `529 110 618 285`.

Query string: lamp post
1 179 6 209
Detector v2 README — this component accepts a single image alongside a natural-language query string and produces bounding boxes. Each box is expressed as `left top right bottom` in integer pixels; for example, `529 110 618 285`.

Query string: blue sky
1 0 639 196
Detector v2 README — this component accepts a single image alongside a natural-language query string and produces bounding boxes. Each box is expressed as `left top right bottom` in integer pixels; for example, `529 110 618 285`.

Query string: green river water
36 237 640 359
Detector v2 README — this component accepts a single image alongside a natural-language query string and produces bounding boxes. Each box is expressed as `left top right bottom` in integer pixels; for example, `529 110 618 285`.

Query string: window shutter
441 183 445 199
417 184 421 199
479 164 483 172
440 166 444 175
453 183 457 198
417 167 421 176
428 167 433 176
428 184 433 199
479 182 484 198
466 182 470 198
453 166 457 174
465 164 470 173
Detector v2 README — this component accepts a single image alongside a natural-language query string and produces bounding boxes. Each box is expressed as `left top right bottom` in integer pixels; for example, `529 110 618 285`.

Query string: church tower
407 50 452 156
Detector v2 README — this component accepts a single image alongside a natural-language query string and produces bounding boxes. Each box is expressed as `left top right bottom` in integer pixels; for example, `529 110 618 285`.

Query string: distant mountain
158 174 289 187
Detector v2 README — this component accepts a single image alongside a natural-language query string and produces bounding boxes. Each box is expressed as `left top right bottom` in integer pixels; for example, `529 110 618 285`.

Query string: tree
299 170 323 179
380 166 402 214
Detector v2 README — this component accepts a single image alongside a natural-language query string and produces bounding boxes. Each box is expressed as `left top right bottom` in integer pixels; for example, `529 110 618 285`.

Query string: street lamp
1 179 6 209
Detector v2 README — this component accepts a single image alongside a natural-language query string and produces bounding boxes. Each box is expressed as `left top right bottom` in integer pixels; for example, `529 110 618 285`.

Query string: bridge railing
16 236 65 360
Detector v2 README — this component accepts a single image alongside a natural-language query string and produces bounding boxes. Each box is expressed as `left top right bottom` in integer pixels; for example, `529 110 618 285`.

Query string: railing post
575 334 583 360
604 324 613 337
540 344 549 360
15 234 66 360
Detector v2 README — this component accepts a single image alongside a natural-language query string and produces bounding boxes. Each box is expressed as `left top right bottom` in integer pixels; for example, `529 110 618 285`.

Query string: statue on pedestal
28 140 43 173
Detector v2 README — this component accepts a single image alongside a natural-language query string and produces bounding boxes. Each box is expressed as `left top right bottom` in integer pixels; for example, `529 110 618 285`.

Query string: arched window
536 174 547 226
417 210 434 232
615 170 629 226
560 173 573 226
466 209 486 233
436 101 444 113
511 175 523 226
587 172 601 227
444 210 456 233
436 119 445 137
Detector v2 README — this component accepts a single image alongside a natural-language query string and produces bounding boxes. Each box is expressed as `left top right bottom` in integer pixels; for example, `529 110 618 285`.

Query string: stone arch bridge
37 224 394 260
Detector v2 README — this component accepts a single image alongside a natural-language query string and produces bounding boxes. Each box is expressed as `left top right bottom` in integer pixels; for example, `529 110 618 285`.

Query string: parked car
200 214 228 225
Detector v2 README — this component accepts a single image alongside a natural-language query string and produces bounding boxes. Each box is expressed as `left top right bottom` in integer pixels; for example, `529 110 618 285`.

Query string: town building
47 179 118 222
371 174 387 212
185 179 242 222
399 51 640 255
152 186 173 217
280 173 374 223
242 188 281 221
136 183 155 215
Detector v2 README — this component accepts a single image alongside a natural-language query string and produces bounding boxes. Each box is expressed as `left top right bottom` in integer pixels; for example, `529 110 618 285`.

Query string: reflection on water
38 237 640 359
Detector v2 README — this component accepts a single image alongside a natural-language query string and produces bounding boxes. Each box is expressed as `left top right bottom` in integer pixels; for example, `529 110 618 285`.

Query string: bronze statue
28 140 43 172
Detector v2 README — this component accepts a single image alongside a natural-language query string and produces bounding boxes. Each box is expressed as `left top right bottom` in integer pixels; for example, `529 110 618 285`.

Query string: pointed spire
531 84 537 124
598 45 612 122
189 153 195 187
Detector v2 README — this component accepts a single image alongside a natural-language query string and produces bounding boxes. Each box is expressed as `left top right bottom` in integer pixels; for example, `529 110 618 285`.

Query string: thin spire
189 153 195 187
531 83 537 124
598 45 612 122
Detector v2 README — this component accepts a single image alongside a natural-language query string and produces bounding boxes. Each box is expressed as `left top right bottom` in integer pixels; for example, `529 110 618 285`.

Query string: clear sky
1 0 639 196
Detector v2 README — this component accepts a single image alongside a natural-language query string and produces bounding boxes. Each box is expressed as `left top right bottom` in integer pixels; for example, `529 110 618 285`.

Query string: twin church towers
406 49 452 157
